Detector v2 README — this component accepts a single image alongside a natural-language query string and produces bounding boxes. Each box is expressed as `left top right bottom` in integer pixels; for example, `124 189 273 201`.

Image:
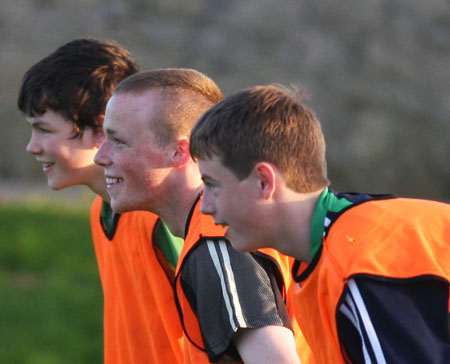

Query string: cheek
67 148 97 169
122 163 144 182
222 197 243 223
49 145 72 165
233 200 257 230
40 136 58 153
124 162 155 190
215 191 231 214
112 150 137 172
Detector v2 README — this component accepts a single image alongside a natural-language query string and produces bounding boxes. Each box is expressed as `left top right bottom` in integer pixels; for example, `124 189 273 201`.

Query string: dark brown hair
190 84 330 193
18 38 139 137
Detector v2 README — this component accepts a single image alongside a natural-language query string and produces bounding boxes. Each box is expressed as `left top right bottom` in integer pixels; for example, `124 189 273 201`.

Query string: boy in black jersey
190 83 450 364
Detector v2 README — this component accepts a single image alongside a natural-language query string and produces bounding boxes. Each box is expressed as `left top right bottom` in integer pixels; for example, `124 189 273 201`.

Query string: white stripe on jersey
341 291 373 363
218 241 246 327
206 240 246 331
347 278 387 364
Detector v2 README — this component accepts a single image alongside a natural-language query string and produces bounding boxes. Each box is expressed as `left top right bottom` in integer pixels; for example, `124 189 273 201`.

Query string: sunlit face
26 109 103 191
199 156 269 252
94 90 173 214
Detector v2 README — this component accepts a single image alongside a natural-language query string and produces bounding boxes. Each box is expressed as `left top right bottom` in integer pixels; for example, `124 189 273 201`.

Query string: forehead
105 90 159 126
105 91 165 144
199 155 237 182
26 109 71 126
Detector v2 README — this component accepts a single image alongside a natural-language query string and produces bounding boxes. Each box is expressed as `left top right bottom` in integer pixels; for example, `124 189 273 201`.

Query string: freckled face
94 91 173 213
26 109 102 191
199 156 269 252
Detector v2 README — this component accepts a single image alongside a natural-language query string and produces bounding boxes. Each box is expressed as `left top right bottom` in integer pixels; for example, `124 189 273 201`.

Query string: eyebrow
28 120 49 128
105 128 117 136
201 174 217 184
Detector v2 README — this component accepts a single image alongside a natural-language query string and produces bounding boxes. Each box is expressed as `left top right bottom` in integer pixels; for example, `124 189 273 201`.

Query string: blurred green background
0 196 102 364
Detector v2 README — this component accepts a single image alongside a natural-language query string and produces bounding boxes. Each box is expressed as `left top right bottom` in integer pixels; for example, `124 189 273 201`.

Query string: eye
111 137 125 146
203 180 217 190
36 126 51 134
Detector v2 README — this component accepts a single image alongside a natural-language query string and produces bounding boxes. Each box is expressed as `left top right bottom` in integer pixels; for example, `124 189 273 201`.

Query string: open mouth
41 162 55 172
106 177 124 188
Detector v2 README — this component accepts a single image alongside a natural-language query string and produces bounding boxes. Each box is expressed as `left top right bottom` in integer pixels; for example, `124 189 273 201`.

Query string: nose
26 132 42 155
200 191 216 216
94 141 112 167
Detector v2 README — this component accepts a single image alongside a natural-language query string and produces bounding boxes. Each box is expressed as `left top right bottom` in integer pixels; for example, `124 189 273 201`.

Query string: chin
225 229 248 252
48 181 63 191
110 200 129 214
228 235 255 253
111 198 146 214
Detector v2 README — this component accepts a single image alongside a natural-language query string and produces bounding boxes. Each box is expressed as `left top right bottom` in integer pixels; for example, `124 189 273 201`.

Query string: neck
156 162 204 237
273 189 323 263
156 184 203 238
89 168 110 202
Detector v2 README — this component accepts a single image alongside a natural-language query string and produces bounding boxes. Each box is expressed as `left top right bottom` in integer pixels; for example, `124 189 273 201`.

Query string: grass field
0 200 102 364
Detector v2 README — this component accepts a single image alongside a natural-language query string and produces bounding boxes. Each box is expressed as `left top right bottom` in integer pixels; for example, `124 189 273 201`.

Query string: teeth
42 162 54 168
106 177 123 185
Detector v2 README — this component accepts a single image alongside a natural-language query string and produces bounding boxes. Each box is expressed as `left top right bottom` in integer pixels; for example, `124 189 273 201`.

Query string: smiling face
199 155 271 252
26 109 103 191
94 90 174 214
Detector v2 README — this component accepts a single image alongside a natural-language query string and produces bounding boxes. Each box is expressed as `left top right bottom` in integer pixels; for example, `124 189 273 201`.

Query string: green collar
153 219 183 275
101 200 116 235
310 187 353 258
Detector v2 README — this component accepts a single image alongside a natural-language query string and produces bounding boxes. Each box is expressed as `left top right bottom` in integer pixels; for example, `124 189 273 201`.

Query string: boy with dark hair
18 38 184 364
95 69 311 364
190 84 450 363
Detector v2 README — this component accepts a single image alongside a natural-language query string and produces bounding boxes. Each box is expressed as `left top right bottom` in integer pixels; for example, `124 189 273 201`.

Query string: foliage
2 0 450 201
0 202 102 364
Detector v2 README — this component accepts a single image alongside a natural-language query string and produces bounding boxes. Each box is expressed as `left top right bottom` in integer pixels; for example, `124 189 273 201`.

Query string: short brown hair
18 38 139 137
190 84 330 193
113 68 223 145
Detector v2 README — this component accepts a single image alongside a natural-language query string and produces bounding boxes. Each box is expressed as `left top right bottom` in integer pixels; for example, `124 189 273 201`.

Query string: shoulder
185 238 260 271
338 276 450 363
89 195 103 215
181 238 278 295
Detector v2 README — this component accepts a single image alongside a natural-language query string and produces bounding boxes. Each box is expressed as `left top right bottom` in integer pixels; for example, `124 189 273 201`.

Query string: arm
337 276 450 364
233 325 301 364
181 239 299 363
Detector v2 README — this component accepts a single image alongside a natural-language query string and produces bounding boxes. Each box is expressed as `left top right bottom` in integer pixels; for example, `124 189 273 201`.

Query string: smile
41 162 54 173
106 177 123 187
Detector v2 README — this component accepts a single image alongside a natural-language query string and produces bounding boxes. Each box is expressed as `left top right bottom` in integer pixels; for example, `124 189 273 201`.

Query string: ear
253 162 277 200
171 139 191 168
96 114 105 127
93 115 105 148
93 127 105 148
